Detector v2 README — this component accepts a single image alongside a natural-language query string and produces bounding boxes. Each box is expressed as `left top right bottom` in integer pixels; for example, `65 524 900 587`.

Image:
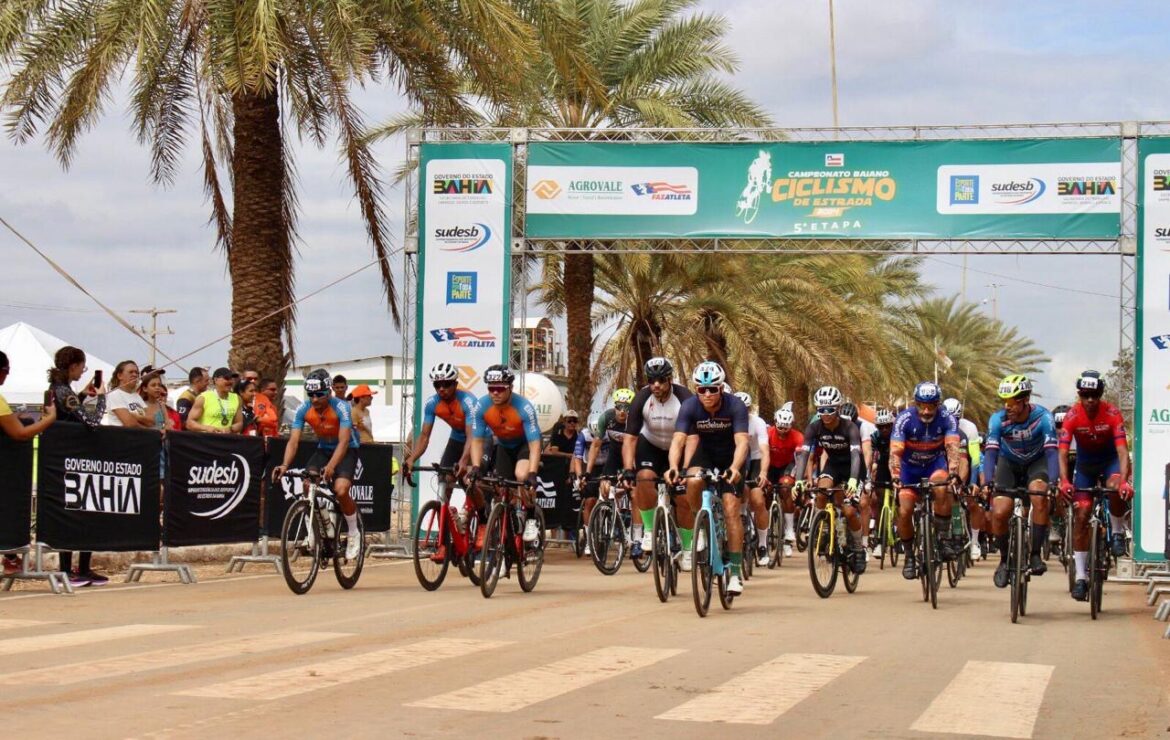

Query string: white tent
0 322 115 405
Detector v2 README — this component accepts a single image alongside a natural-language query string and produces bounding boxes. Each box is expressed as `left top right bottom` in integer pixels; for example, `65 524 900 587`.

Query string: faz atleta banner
37 424 161 551
164 431 264 547
524 138 1121 240
0 434 33 550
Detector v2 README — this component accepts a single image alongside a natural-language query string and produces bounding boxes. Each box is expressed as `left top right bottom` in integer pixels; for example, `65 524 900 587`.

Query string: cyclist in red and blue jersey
272 368 363 561
891 381 962 580
1058 370 1133 600
468 364 544 542
984 374 1059 589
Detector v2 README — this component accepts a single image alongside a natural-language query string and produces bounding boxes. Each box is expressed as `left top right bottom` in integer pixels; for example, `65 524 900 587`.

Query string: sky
2 0 1164 405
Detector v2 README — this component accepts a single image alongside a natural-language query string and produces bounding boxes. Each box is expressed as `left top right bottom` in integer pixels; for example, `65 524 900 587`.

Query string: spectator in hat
332 374 349 402
350 384 376 443
253 378 280 438
186 367 243 433
545 410 580 460
176 367 208 425
104 361 155 428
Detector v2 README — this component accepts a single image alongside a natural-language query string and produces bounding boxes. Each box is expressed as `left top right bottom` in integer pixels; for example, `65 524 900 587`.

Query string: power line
0 301 98 314
926 256 1123 301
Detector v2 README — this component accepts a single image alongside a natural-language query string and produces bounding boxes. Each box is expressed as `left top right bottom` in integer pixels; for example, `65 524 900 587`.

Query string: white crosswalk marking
0 619 55 631
0 624 193 657
656 653 866 725
408 646 684 713
0 631 350 686
911 660 1054 738
175 638 510 701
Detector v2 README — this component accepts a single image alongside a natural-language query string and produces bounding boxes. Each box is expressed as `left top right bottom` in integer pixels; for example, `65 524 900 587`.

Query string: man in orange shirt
253 378 280 438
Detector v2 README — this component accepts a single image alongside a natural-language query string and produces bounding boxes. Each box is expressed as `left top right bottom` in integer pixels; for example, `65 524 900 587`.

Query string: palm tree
1 1 536 381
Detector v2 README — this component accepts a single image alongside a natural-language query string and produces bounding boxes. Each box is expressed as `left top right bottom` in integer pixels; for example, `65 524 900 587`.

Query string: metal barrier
126 546 196 584
226 535 282 574
0 543 72 595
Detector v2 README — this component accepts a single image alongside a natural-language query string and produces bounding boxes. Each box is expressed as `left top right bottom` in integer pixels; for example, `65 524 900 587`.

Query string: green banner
525 139 1121 239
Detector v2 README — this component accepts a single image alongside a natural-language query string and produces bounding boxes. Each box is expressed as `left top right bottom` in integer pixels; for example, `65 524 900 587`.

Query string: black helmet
1052 404 1071 428
644 357 674 381
1076 370 1105 396
483 364 515 385
305 368 331 395
839 402 858 421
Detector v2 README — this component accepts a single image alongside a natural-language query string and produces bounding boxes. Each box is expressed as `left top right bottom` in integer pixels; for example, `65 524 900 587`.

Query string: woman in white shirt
104 361 154 428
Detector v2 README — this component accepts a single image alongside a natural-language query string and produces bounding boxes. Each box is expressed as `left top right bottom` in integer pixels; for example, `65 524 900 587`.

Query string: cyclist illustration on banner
736 150 772 225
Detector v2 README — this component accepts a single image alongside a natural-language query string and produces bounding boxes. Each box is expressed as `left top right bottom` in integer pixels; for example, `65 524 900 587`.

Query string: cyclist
664 361 751 594
868 407 896 559
572 412 599 556
734 391 772 566
792 386 867 575
839 402 875 557
984 374 1059 589
585 389 636 549
891 381 962 580
942 397 983 467
622 357 693 564
272 368 363 561
1058 371 1132 600
468 365 544 543
767 407 804 557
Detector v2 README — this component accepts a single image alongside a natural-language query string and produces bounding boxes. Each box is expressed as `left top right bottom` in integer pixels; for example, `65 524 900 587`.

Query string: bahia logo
989 178 1045 205
435 223 492 252
189 454 251 520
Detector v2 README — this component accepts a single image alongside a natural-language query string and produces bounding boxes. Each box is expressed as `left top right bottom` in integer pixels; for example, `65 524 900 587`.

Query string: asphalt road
0 547 1167 739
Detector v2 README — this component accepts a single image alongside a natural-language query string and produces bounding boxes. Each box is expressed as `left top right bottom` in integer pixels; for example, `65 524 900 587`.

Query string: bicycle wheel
718 564 733 610
1018 521 1029 617
692 510 713 617
631 516 653 573
464 515 483 587
1009 519 1023 623
652 507 672 603
876 506 890 571
888 509 901 568
925 525 940 610
767 502 783 569
479 504 506 598
668 516 681 596
808 509 838 598
333 506 365 589
1060 515 1073 571
574 508 586 559
280 499 321 595
842 552 860 593
412 500 450 591
946 558 959 589
1089 521 1102 620
795 504 810 552
517 506 546 593
741 521 755 582
588 502 625 575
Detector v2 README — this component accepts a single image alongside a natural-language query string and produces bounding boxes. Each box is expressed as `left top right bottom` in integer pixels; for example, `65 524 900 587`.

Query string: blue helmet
691 361 726 387
913 381 941 403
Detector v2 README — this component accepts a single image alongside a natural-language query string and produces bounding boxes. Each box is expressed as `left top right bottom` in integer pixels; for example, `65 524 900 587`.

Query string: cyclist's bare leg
836 490 861 535
858 490 872 538
748 485 768 530
896 487 917 542
929 470 952 518
333 478 357 516
722 491 743 555
682 469 704 525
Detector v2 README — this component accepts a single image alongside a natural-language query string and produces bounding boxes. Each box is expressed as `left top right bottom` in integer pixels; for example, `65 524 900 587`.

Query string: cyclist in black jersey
792 385 867 574
583 390 632 531
868 407 895 558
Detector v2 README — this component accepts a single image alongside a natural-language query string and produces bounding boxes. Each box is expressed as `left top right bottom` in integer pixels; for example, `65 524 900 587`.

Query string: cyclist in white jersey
734 391 772 566
622 358 694 561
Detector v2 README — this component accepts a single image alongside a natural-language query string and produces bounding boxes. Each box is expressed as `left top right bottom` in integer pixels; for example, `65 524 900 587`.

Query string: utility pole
985 283 1002 321
130 308 176 367
828 0 840 129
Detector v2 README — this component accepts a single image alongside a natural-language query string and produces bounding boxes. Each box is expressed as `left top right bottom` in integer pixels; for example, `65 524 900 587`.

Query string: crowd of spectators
0 346 386 586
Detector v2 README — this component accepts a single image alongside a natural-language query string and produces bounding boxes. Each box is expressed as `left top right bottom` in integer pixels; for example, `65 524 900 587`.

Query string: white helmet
733 391 752 408
587 411 602 437
813 385 843 408
428 362 457 382
942 397 963 419
774 408 794 429
781 400 794 412
691 361 726 387
875 407 895 425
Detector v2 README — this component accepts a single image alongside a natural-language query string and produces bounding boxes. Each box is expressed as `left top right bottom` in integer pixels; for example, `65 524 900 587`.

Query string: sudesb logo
189 454 251 520
533 180 562 199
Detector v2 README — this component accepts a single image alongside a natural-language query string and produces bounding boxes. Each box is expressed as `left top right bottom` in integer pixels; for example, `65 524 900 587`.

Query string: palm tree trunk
227 89 292 386
563 243 595 412
793 381 810 430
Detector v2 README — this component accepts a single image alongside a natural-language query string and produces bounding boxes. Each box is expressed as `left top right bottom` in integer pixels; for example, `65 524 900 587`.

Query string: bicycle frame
412 465 476 558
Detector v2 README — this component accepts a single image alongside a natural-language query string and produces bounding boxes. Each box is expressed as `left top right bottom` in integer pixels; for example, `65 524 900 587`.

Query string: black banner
164 431 264 547
37 424 161 551
536 455 575 530
263 439 395 534
0 434 33 550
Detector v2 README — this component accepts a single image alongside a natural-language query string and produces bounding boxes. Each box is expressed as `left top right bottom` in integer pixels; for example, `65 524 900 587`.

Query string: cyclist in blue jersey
468 365 544 542
664 361 751 593
890 381 962 579
984 374 1059 588
403 363 478 478
272 368 363 561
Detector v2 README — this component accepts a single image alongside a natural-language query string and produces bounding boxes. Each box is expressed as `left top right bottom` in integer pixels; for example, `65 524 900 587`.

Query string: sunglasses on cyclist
816 406 838 415
696 386 722 395
615 404 631 412
307 391 329 399
487 385 510 394
433 380 457 389
1077 391 1102 399
565 417 579 422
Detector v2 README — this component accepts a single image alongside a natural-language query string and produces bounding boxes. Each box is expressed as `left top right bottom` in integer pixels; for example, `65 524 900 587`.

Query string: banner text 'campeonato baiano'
525 139 1121 239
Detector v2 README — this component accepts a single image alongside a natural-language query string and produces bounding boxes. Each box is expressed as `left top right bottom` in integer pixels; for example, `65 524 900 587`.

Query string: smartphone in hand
91 369 103 389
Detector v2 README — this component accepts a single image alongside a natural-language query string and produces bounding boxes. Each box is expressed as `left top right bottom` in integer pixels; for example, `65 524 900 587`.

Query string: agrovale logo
187 454 251 520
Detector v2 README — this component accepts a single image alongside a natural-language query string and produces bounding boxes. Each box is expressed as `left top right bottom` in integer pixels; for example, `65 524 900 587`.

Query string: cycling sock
860 534 868 548
970 526 981 542
679 527 693 550
783 512 795 537
1031 525 1048 554
756 524 768 543
996 534 1009 561
729 551 742 576
901 538 914 555
344 512 359 535
641 509 655 533
631 524 643 540
1110 514 1126 536
1074 551 1088 580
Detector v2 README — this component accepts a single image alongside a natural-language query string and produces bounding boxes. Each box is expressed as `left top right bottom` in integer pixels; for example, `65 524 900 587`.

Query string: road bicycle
409 463 482 591
477 473 545 598
907 479 945 609
1074 485 1119 620
650 477 685 603
765 481 788 569
793 490 814 553
278 469 365 595
687 469 736 617
807 486 862 599
946 485 973 588
587 475 651 575
872 482 899 570
992 485 1054 624
740 503 758 580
